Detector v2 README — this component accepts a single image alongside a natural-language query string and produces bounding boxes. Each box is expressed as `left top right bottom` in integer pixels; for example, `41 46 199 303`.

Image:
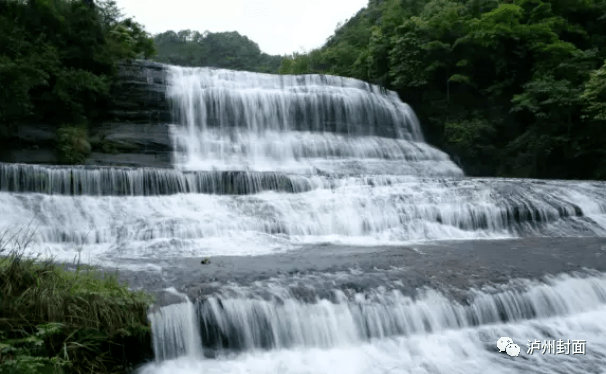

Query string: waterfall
166 66 463 176
148 288 204 361
2 66 604 265
2 64 606 374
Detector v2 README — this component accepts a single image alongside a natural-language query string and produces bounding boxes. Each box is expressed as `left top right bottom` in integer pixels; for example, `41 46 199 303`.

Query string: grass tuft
0 228 155 373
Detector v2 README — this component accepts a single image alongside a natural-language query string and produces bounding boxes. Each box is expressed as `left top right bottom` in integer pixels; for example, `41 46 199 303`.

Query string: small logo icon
506 343 521 357
497 337 513 352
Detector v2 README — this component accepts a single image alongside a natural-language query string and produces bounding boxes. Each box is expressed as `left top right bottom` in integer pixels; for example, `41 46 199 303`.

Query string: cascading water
148 288 203 361
1 64 606 373
166 66 463 176
141 272 606 374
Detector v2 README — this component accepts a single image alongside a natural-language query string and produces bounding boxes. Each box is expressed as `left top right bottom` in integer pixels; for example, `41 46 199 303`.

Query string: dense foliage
153 30 284 73
0 0 155 141
281 0 606 180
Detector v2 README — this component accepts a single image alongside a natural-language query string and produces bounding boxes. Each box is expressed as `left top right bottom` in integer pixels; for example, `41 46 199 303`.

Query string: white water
139 313 606 374
140 273 606 374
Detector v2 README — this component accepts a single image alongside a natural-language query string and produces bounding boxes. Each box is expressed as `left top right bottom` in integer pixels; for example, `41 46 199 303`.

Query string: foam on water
138 312 606 374
139 273 606 374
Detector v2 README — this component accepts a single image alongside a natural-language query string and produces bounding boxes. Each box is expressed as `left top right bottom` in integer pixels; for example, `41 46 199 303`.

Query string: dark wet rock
86 60 172 167
0 124 59 164
8 124 56 144
109 60 169 118
88 123 171 152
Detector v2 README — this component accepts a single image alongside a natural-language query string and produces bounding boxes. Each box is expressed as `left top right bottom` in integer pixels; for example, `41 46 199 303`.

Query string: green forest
153 30 283 73
1 0 605 180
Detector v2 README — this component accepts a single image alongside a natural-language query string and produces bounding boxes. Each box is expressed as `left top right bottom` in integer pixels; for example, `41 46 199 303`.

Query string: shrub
55 126 91 165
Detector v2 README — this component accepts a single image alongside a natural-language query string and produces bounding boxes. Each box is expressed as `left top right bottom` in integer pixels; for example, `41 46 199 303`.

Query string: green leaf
449 74 470 83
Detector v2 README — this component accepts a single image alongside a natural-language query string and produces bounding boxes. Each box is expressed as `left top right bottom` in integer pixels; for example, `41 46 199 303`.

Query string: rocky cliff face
105 60 170 125
0 60 173 168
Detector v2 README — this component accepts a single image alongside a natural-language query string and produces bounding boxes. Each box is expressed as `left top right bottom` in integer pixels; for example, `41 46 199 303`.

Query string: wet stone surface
106 237 606 305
